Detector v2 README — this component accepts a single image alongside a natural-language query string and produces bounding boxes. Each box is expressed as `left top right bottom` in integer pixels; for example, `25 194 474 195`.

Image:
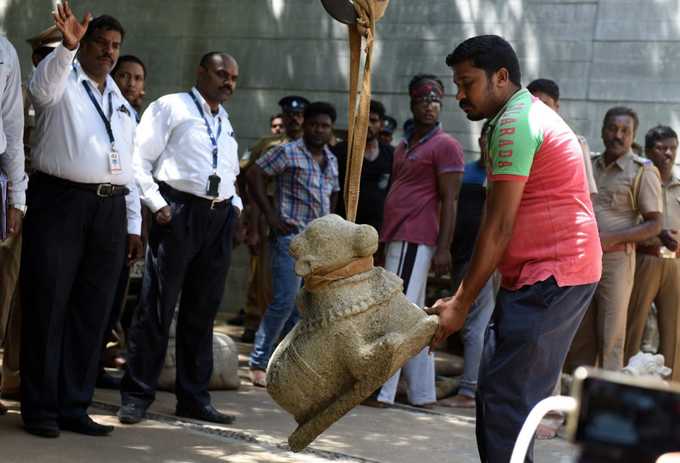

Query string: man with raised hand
21 1 142 437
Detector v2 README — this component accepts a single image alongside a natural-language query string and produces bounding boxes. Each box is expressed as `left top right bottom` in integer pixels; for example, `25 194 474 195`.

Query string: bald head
196 52 239 110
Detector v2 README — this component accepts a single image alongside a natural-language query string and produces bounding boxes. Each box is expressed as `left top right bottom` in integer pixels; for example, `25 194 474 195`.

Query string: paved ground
0 329 579 463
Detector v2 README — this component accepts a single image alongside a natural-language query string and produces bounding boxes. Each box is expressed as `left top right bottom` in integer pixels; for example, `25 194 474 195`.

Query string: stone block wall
4 0 680 157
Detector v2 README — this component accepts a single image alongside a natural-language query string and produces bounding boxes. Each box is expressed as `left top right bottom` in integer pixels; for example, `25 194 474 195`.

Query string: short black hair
112 55 147 79
527 78 559 101
199 51 223 68
304 101 337 123
445 35 521 87
270 113 283 123
603 106 639 132
369 100 386 120
645 125 678 150
408 74 444 95
83 15 125 43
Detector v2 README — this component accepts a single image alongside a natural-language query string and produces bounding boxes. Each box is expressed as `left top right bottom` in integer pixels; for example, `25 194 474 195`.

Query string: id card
109 149 122 174
206 174 221 197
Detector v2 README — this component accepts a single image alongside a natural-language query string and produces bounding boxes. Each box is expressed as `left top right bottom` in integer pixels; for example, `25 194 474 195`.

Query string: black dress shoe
24 422 60 438
58 415 114 436
176 403 235 424
117 402 146 425
0 401 7 415
96 370 122 389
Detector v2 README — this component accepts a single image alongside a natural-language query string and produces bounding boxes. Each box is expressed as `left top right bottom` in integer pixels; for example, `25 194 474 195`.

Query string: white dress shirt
133 87 242 212
29 44 141 234
0 37 27 206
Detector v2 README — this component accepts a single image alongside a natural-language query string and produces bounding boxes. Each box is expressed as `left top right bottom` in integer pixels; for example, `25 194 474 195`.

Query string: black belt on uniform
33 172 130 198
158 182 232 210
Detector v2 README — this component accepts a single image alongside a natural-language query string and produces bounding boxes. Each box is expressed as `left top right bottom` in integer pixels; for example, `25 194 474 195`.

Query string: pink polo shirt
380 127 465 246
487 89 602 290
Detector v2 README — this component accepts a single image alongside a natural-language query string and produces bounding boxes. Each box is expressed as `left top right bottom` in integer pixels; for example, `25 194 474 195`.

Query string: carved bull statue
266 214 438 451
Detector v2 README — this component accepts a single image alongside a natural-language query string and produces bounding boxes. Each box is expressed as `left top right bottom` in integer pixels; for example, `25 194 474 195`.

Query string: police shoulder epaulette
632 154 652 166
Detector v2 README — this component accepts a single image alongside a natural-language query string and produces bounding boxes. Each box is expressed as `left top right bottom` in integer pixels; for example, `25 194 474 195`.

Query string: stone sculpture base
158 332 240 391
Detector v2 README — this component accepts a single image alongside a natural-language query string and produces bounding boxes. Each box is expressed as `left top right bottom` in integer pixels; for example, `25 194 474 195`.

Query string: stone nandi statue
266 214 438 451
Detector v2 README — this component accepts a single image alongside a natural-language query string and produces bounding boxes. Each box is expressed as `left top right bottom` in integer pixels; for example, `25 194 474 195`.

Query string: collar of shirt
189 86 229 124
666 171 680 188
294 138 335 170
402 122 442 153
487 88 530 128
594 150 634 171
73 60 125 105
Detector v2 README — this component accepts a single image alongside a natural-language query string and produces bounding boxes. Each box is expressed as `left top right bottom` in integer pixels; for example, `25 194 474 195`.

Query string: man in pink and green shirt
429 35 601 462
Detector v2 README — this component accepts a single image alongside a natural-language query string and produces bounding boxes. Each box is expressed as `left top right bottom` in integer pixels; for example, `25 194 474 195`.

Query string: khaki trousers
243 219 272 331
566 249 635 371
625 253 680 382
0 234 21 393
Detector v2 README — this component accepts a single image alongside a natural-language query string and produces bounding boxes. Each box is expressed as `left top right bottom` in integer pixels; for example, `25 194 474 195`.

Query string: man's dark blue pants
475 277 597 463
121 186 235 410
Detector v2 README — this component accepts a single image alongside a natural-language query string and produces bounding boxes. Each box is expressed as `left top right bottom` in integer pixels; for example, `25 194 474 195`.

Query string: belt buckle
96 183 114 197
210 198 221 210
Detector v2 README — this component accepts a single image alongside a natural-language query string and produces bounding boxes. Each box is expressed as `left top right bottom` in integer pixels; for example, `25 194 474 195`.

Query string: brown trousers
566 249 635 371
0 234 21 393
625 253 680 382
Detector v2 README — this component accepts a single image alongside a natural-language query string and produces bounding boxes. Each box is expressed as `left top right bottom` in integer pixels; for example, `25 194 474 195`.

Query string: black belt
34 172 130 198
158 182 232 210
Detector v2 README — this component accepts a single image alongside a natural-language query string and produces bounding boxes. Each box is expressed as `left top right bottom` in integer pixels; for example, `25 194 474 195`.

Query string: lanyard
188 91 222 171
82 80 115 148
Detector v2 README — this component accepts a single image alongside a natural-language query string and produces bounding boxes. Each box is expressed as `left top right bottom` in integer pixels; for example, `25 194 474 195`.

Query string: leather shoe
59 415 114 436
118 402 146 425
176 403 235 424
24 422 60 438
0 401 7 415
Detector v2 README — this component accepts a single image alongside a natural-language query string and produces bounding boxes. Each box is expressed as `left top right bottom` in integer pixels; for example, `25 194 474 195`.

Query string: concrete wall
5 0 680 158
3 0 680 313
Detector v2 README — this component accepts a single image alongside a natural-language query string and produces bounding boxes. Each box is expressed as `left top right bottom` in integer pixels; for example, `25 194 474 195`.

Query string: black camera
568 368 680 463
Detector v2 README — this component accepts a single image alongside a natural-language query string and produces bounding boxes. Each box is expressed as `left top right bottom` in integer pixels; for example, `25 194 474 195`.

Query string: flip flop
535 417 562 440
249 369 267 388
438 394 476 409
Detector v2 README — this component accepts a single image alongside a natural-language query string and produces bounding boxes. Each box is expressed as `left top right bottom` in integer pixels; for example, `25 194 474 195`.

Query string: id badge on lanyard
83 80 122 175
189 91 223 197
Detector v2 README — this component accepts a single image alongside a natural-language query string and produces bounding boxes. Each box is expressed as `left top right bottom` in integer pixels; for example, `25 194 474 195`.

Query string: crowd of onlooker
0 5 677 458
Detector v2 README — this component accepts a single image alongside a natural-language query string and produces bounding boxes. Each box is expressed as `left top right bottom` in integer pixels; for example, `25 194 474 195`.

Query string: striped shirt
256 138 340 233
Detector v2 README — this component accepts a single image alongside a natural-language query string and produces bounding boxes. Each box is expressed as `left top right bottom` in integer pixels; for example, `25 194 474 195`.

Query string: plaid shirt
256 138 340 232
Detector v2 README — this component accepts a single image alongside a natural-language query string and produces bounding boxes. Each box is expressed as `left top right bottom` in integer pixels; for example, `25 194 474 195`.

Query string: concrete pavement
0 333 579 462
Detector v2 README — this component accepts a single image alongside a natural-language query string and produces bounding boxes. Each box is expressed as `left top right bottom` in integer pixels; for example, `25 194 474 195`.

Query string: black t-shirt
332 141 394 233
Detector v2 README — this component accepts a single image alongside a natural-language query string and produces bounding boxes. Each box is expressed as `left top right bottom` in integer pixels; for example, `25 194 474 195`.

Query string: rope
303 256 374 291
344 0 389 222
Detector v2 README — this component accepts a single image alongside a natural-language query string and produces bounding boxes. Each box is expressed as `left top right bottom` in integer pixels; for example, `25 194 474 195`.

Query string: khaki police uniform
241 133 290 333
625 173 680 381
567 151 663 371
